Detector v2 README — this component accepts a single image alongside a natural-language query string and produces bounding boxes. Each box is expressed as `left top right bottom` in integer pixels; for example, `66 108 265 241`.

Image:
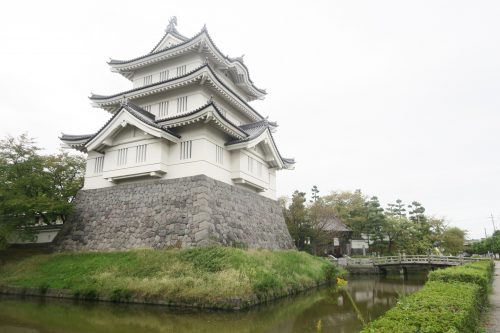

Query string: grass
0 246 341 309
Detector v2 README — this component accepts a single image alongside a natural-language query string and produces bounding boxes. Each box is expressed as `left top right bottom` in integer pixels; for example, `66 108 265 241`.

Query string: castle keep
56 18 294 250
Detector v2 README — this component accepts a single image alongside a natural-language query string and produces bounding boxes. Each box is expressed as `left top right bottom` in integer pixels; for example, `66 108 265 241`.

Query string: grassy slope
0 246 340 308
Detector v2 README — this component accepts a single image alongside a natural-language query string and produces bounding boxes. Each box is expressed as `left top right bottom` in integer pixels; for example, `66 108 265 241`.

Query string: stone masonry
54 175 294 251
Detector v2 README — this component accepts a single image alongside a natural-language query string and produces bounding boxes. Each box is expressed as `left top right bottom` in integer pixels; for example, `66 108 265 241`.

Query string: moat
0 273 426 333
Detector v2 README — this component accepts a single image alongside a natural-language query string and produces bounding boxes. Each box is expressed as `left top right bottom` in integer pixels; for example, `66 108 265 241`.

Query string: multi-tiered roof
61 17 294 170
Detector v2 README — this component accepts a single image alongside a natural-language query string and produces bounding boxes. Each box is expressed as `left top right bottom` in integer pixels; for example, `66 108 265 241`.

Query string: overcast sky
1 1 499 239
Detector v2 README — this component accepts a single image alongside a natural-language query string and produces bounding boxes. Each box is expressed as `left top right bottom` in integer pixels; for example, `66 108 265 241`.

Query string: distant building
320 217 352 257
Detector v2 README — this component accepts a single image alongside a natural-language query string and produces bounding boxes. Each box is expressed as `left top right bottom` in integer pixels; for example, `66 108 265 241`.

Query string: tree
310 185 319 203
386 199 407 219
320 190 368 236
284 190 311 250
364 196 386 242
441 227 466 255
0 134 85 249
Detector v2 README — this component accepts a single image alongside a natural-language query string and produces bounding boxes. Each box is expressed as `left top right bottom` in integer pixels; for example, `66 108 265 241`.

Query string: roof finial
166 16 178 33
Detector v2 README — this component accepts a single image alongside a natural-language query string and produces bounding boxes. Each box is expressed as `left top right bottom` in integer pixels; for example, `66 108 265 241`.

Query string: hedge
428 260 494 297
361 260 493 333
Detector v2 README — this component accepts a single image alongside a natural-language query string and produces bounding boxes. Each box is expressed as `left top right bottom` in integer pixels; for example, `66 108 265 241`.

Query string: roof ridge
60 133 94 141
122 100 155 120
239 118 277 130
107 25 266 95
109 28 206 65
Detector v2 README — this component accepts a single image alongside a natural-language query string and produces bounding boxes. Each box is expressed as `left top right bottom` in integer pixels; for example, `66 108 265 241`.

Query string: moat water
0 274 426 333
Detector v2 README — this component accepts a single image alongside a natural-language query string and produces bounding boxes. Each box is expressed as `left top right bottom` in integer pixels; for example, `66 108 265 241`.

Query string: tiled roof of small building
322 217 351 232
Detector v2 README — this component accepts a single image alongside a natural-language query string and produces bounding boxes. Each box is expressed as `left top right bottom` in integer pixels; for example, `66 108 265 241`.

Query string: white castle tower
55 18 295 251
61 17 294 200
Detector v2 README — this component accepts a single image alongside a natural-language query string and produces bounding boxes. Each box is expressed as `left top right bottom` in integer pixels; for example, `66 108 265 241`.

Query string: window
117 148 128 166
94 156 104 173
143 75 152 86
177 96 188 113
158 101 169 118
215 145 223 164
247 156 254 172
176 65 186 77
180 141 192 160
144 105 152 113
135 144 147 163
257 161 263 176
159 70 169 81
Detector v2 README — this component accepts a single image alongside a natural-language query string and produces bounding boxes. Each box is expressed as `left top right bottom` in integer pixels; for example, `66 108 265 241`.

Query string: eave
60 133 93 152
90 64 264 122
226 127 295 170
60 102 180 153
108 29 266 101
158 102 248 140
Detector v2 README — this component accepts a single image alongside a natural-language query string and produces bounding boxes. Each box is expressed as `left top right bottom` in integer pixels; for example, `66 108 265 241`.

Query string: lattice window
177 96 188 113
215 145 223 164
176 65 186 76
143 75 152 86
135 144 147 163
94 156 104 173
158 101 169 118
180 141 192 160
144 105 152 113
248 156 254 172
117 148 128 166
159 70 169 81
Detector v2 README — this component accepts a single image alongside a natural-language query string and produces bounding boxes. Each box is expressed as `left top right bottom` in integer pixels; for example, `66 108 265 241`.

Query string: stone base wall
54 175 294 251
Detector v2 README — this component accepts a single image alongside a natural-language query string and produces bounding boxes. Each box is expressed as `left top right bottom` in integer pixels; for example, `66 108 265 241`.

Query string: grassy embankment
0 246 341 309
361 260 494 333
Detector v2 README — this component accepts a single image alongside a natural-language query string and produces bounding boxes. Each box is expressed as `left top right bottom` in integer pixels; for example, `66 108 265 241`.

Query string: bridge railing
346 255 489 267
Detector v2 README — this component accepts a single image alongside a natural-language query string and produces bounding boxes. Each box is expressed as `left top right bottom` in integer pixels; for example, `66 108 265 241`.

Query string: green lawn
0 246 341 309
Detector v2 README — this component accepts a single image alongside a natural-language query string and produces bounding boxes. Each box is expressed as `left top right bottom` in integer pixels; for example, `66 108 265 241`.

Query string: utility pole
485 228 488 239
491 213 497 233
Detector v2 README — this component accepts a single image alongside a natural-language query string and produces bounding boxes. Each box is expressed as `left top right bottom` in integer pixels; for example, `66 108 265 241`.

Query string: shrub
361 260 493 333
428 261 493 296
362 281 481 333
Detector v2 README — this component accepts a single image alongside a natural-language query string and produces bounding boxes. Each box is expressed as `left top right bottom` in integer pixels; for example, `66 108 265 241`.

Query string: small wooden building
321 217 352 257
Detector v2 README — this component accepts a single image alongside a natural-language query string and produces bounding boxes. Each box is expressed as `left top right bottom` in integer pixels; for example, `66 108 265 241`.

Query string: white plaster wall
83 134 168 190
132 53 204 88
83 123 277 199
135 87 208 120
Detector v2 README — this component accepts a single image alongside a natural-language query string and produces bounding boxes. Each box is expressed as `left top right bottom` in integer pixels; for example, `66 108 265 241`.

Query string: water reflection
0 274 425 333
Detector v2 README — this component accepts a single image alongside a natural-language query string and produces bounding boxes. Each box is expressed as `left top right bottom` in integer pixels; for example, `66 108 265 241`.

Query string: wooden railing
345 255 489 267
